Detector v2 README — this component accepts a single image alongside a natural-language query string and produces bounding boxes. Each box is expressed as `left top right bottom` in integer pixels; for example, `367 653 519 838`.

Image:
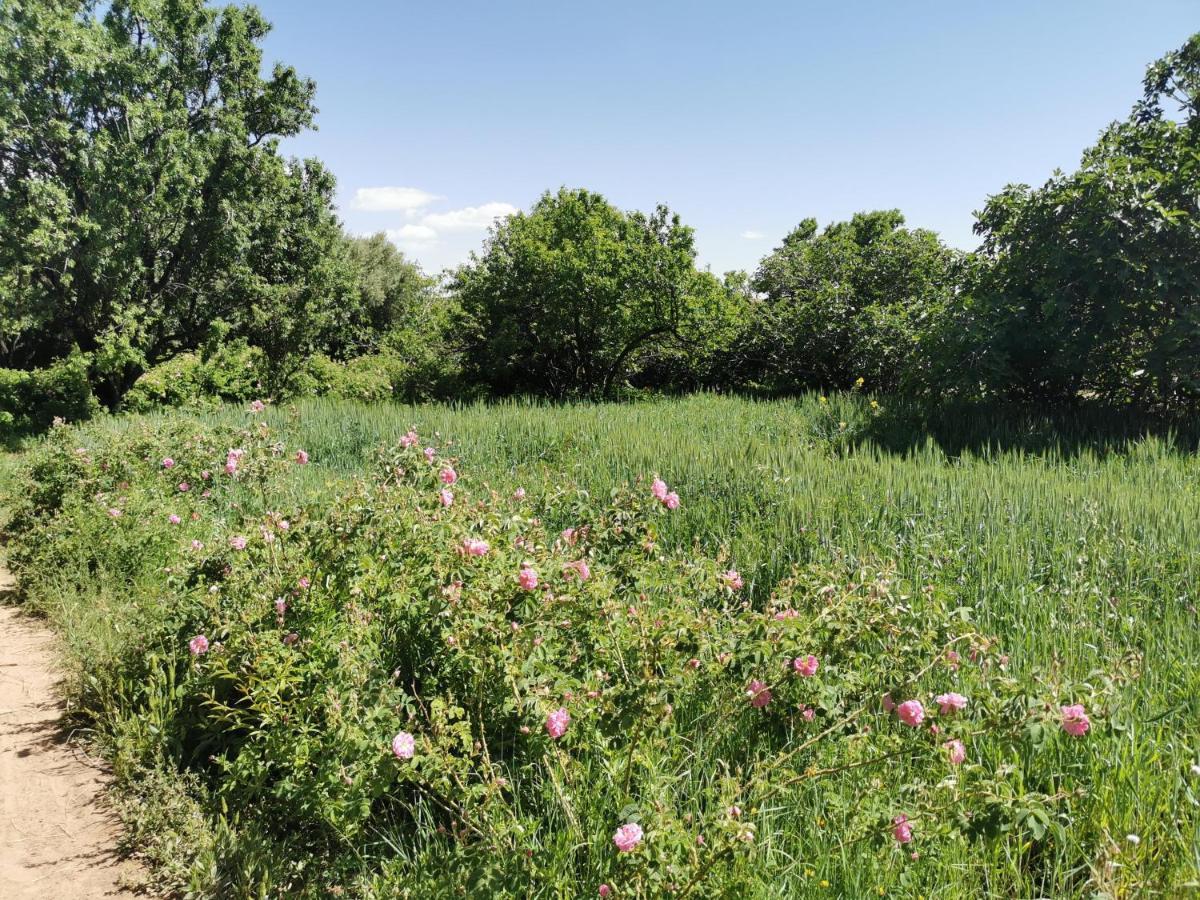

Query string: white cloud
421 202 518 231
740 230 765 240
352 186 441 212
385 224 437 243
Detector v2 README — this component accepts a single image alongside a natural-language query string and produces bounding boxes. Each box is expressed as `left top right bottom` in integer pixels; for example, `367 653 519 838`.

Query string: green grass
6 392 1200 895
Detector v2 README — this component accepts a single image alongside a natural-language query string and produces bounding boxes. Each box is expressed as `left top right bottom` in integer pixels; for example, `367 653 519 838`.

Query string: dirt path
0 567 142 898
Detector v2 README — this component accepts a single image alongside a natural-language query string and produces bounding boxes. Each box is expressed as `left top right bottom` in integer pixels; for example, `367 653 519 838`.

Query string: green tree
740 211 961 393
966 33 1200 409
326 234 437 359
454 187 743 398
0 0 345 402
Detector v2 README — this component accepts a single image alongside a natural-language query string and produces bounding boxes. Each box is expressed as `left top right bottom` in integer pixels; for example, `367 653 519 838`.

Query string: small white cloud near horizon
422 202 519 231
385 224 438 243
352 186 441 212
740 230 765 240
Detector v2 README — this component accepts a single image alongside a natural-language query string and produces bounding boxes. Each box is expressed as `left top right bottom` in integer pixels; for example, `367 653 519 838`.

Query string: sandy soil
0 567 142 898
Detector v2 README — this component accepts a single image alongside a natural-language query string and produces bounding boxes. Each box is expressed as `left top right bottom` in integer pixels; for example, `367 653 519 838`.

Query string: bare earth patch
0 568 142 899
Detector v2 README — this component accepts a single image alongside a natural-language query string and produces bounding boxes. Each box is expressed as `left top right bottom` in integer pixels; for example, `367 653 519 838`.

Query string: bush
5 417 1122 896
0 348 101 438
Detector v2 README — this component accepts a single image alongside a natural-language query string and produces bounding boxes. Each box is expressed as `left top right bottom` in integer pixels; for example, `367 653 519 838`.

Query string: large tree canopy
967 33 1200 409
0 0 345 401
738 210 961 393
454 187 742 398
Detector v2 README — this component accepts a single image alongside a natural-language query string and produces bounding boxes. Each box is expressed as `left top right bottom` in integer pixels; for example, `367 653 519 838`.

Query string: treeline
2 2 1197 435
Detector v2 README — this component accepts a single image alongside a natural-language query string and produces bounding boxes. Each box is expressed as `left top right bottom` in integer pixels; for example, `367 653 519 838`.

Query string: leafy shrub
4 416 1126 896
0 348 101 438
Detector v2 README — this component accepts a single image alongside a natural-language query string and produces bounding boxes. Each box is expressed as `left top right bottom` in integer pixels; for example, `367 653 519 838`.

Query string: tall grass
9 392 1200 894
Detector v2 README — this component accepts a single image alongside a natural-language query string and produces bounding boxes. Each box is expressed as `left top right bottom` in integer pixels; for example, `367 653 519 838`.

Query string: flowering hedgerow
5 421 1121 897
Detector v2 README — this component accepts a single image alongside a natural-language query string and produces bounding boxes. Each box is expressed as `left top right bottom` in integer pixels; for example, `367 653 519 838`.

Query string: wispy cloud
352 186 441 212
385 224 438 243
421 202 518 231
740 230 765 240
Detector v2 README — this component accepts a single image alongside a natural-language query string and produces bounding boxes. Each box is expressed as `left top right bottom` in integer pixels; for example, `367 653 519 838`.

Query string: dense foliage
454 188 744 398
734 211 962 394
963 33 1200 409
11 397 1193 897
2 3 1199 426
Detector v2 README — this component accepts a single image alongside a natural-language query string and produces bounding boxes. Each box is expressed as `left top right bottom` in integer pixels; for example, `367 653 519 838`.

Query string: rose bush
4 418 1117 897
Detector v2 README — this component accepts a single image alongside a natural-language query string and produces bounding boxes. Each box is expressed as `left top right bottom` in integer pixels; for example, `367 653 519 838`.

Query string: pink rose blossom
298 576 311 589
440 489 454 507
1061 704 1090 737
686 658 701 670
564 559 591 581
224 461 238 475
944 739 966 765
651 477 669 501
802 706 816 721
391 731 415 760
935 692 968 715
561 527 577 545
720 569 744 590
897 700 925 727
545 707 570 739
190 540 204 551
518 566 539 590
201 469 211 480
161 457 175 469
107 507 122 518
746 679 772 708
249 399 266 412
177 482 190 492
598 886 610 898
295 449 309 465
400 430 419 449
423 447 436 463
440 466 457 485
892 814 913 844
168 514 181 525
189 635 209 656
462 538 489 557
229 535 248 550
792 655 819 677
275 598 287 617
513 487 526 500
613 822 644 853
664 491 680 510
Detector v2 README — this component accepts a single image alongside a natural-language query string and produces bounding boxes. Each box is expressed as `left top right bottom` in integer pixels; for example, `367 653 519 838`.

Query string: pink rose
513 487 526 501
391 731 415 760
664 491 680 510
168 514 181 525
439 489 454 507
1060 704 1090 737
423 447 436 463
651 477 669 501
439 466 457 485
720 569 744 590
746 679 772 708
189 634 209 656
295 449 309 465
564 559 590 581
944 739 966 765
897 700 925 727
612 822 643 853
161 457 175 469
400 430 419 449
934 692 968 714
462 538 489 557
792 654 819 677
545 707 570 739
229 535 248 550
892 814 913 844
177 482 190 492
518 567 539 590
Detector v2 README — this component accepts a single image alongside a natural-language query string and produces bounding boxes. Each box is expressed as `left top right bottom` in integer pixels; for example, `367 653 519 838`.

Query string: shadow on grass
854 397 1200 459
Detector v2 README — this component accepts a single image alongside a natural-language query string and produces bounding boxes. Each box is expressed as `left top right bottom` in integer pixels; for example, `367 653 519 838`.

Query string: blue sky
253 0 1199 275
